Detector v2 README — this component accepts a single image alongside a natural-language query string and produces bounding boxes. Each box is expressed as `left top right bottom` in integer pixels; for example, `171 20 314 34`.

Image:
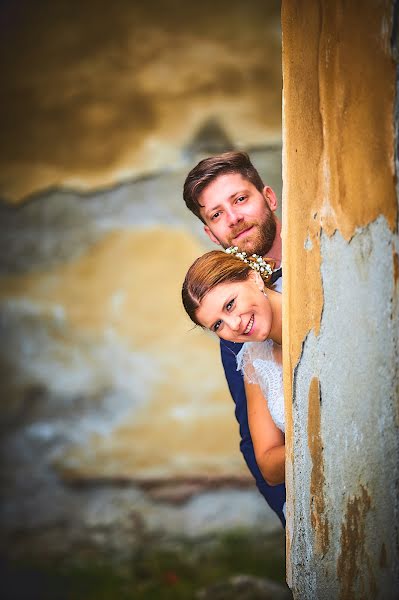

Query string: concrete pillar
282 1 399 598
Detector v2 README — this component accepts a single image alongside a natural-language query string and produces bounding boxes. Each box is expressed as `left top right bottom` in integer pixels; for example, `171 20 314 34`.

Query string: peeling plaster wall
0 1 285 560
282 1 399 598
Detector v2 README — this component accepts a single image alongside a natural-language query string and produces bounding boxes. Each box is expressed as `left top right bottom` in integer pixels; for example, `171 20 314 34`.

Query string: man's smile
231 225 254 243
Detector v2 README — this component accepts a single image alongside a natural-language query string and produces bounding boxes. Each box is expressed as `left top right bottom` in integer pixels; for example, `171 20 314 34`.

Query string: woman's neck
267 288 282 345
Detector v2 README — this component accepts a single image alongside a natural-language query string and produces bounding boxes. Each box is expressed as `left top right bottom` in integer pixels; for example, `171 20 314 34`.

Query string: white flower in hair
224 246 274 282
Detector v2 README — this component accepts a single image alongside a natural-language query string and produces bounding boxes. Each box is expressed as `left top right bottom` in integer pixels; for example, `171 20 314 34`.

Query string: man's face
199 173 277 257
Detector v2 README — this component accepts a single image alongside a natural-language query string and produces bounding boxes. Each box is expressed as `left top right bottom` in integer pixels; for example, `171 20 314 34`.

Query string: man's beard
223 209 277 257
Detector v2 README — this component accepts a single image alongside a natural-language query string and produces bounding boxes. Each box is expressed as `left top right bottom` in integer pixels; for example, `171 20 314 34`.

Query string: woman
182 247 285 487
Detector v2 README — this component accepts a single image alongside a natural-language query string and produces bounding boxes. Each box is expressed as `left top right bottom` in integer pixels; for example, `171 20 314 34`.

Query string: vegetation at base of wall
0 529 286 600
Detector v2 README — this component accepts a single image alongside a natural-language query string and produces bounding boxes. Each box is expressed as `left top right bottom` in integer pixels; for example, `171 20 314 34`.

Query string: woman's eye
226 299 235 311
213 320 222 332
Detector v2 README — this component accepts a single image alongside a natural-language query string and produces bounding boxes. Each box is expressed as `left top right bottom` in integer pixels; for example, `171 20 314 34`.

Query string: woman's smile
244 314 254 335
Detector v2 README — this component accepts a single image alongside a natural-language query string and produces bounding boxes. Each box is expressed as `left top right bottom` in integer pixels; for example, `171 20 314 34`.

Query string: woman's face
195 272 273 343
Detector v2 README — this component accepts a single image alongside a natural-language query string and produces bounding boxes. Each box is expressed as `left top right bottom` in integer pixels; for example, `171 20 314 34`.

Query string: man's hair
183 151 264 223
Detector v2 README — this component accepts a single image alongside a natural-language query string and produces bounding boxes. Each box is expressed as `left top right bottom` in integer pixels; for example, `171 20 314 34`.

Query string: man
183 151 285 526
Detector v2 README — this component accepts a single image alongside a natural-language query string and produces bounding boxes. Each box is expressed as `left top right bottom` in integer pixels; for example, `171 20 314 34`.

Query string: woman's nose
227 315 241 331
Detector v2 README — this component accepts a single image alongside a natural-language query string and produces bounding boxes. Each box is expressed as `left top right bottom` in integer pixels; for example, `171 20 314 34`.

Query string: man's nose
225 206 242 227
226 315 241 331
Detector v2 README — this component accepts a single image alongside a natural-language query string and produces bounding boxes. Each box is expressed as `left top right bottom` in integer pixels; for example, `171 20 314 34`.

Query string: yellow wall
282 1 398 596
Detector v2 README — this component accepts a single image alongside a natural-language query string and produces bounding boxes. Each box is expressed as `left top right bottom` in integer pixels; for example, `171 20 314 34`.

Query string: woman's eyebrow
205 295 230 330
211 320 221 331
223 293 235 306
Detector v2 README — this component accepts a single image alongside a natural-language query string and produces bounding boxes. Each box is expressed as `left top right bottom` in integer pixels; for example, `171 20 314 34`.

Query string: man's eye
211 211 220 220
236 195 246 203
213 319 222 332
226 299 235 311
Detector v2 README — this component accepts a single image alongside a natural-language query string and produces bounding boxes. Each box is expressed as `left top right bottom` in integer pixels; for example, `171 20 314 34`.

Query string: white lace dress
237 339 286 517
236 339 285 433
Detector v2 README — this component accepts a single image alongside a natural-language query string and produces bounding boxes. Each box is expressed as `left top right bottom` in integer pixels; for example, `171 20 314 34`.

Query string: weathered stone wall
282 1 399 598
0 0 282 202
0 0 284 560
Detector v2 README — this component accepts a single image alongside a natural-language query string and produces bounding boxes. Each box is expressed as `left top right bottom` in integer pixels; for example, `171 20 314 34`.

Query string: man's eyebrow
205 203 222 217
204 190 248 217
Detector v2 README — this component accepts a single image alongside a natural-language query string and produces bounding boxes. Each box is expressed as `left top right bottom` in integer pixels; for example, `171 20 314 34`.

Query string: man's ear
248 270 264 291
204 225 221 246
263 186 278 212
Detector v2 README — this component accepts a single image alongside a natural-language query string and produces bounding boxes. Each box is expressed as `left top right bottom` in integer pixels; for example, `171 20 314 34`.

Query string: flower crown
225 246 275 283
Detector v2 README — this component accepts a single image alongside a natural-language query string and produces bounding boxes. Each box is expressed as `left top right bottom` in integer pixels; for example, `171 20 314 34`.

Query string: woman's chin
252 329 270 342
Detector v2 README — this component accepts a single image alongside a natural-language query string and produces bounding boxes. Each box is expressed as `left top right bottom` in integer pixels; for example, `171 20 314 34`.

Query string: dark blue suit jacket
220 339 286 527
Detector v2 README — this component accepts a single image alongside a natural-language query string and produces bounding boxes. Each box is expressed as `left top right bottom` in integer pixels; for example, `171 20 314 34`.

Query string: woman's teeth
244 315 254 334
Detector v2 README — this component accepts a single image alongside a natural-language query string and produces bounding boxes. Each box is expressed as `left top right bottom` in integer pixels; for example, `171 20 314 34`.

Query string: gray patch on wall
0 146 282 275
290 217 399 598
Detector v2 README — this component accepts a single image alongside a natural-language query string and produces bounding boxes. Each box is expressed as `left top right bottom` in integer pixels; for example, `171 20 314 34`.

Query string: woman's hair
182 250 274 327
182 251 251 326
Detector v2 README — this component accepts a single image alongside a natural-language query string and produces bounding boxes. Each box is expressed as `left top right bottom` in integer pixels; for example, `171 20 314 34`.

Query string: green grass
1 529 286 599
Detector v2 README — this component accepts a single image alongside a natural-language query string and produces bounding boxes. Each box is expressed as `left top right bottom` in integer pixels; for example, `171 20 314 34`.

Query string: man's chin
243 233 274 257
223 232 272 256
227 233 253 251
231 237 260 255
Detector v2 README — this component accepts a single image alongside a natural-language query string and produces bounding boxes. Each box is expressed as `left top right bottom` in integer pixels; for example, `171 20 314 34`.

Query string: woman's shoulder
237 339 274 360
236 339 275 373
